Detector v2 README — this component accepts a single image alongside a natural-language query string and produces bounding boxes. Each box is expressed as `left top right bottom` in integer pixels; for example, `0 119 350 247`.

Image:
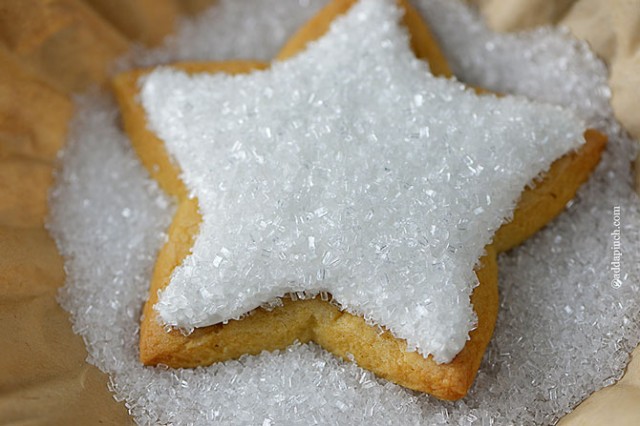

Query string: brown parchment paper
0 0 637 424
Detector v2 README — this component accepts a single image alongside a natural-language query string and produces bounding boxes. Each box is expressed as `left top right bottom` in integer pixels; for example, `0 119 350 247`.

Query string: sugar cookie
112 0 606 400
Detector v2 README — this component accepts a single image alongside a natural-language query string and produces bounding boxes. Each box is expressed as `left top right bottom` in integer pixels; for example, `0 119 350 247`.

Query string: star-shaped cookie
112 0 606 400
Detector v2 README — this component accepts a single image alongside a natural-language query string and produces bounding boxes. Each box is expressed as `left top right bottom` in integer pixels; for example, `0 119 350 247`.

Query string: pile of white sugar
48 0 640 424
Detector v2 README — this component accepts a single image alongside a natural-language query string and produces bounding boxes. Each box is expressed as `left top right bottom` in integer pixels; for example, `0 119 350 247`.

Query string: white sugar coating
141 0 585 363
47 0 640 425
